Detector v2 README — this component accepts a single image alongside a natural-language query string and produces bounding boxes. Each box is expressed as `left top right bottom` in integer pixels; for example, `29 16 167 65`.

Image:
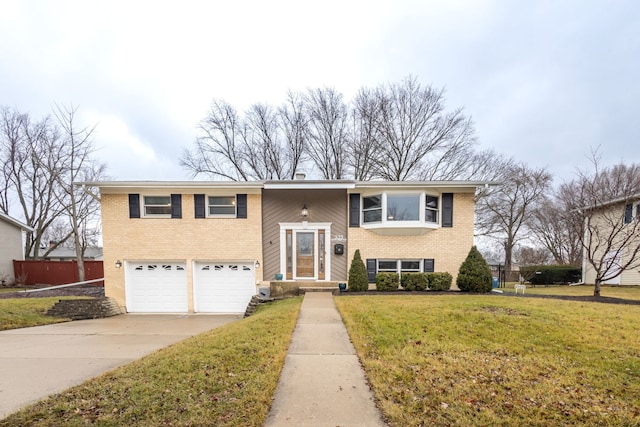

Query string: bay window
362 193 440 225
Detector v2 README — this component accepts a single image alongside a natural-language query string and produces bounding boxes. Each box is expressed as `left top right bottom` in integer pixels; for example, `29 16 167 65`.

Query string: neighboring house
87 179 491 314
583 197 640 286
43 247 104 261
0 212 33 284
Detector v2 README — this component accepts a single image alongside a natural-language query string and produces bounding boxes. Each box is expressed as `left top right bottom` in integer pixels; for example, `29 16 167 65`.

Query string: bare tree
371 76 476 181
0 107 69 258
530 195 582 266
513 244 553 266
241 103 287 179
278 91 308 179
346 87 382 180
476 163 553 272
183 98 307 180
181 100 249 180
54 104 106 281
563 158 640 296
304 87 349 179
182 77 485 181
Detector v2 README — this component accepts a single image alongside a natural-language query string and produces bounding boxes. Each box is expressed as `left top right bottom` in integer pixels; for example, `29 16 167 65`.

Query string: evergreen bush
428 272 453 291
348 249 369 292
401 273 429 291
457 246 493 293
376 272 399 291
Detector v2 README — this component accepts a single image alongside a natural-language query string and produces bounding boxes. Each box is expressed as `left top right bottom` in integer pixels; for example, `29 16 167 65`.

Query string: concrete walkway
0 314 239 419
265 292 386 426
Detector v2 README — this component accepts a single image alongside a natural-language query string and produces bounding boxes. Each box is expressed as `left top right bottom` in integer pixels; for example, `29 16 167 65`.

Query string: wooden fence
13 260 104 286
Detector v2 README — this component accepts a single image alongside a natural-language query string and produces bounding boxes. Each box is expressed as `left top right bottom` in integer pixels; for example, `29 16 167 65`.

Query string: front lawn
336 295 640 426
0 297 301 427
0 298 75 331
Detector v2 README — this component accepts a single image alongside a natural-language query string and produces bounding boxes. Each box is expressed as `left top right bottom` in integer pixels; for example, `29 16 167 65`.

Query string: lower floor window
378 259 422 274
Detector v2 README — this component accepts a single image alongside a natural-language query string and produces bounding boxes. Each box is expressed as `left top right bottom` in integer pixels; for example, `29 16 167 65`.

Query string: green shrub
428 272 453 291
376 272 399 291
401 273 429 291
519 265 582 285
457 246 492 293
348 249 369 292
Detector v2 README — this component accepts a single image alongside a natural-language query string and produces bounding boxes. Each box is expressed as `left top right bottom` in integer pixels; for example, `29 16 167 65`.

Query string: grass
335 295 640 426
0 297 301 427
0 297 77 331
500 283 640 300
0 288 24 294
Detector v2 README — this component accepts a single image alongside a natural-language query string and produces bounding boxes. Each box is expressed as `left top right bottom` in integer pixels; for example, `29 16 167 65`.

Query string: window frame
362 194 383 224
207 195 237 217
361 192 441 228
142 195 172 218
377 259 423 276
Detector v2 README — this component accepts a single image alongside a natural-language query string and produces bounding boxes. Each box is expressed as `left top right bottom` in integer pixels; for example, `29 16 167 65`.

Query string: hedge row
370 272 453 291
520 265 582 285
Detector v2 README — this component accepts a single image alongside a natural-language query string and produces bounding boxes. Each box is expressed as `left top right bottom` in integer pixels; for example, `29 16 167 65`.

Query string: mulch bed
0 286 105 299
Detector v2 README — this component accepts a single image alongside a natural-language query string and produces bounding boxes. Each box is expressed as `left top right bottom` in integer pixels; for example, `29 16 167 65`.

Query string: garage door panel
126 262 188 313
195 263 255 313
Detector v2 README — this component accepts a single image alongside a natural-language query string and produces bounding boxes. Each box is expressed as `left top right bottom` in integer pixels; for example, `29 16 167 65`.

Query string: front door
296 232 314 278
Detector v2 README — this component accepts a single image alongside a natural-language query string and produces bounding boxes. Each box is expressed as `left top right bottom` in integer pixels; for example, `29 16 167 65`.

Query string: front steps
269 281 343 298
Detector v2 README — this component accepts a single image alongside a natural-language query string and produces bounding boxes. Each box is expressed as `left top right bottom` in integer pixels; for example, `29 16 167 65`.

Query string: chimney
49 240 56 249
295 172 306 180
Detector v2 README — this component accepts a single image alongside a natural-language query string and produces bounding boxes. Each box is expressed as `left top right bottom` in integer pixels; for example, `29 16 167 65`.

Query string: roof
0 212 33 232
77 179 500 193
581 193 640 212
45 247 103 259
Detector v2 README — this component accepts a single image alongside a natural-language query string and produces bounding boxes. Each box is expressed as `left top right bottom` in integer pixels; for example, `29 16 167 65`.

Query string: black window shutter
236 194 247 218
442 193 453 227
128 194 140 218
366 258 377 283
624 203 633 224
171 194 182 219
423 259 435 273
349 193 360 227
194 194 205 218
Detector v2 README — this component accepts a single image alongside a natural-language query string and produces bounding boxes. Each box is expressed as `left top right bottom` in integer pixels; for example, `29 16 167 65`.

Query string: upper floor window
425 196 438 223
363 195 382 223
362 193 439 224
143 196 171 217
208 196 236 216
387 194 420 221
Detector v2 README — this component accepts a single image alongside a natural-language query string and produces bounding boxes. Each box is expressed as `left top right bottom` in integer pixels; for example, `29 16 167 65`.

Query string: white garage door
126 262 188 313
194 262 256 313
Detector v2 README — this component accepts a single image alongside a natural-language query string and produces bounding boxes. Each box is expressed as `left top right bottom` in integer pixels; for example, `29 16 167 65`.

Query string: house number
332 234 347 242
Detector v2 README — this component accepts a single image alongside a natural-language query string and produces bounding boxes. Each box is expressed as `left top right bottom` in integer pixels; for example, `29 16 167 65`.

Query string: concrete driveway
0 314 240 419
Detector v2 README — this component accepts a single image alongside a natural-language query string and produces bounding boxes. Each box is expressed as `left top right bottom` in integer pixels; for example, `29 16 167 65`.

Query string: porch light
115 260 122 269
255 260 260 269
301 204 309 218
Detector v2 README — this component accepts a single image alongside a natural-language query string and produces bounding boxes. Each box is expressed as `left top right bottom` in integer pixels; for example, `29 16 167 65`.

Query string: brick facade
102 193 263 311
347 193 476 288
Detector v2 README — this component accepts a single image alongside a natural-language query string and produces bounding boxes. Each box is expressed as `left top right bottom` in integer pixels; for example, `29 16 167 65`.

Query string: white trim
141 195 172 218
0 212 33 232
279 222 332 281
360 191 441 233
265 182 356 189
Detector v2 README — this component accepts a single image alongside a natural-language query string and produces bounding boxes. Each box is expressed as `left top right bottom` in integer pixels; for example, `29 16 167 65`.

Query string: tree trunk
594 279 601 297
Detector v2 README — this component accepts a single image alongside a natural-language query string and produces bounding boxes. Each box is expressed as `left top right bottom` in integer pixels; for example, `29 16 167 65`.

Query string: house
85 179 491 313
583 196 640 286
0 212 33 284
43 246 104 261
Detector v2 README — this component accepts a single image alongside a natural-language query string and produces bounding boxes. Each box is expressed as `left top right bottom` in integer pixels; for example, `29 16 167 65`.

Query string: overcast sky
1 0 638 185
